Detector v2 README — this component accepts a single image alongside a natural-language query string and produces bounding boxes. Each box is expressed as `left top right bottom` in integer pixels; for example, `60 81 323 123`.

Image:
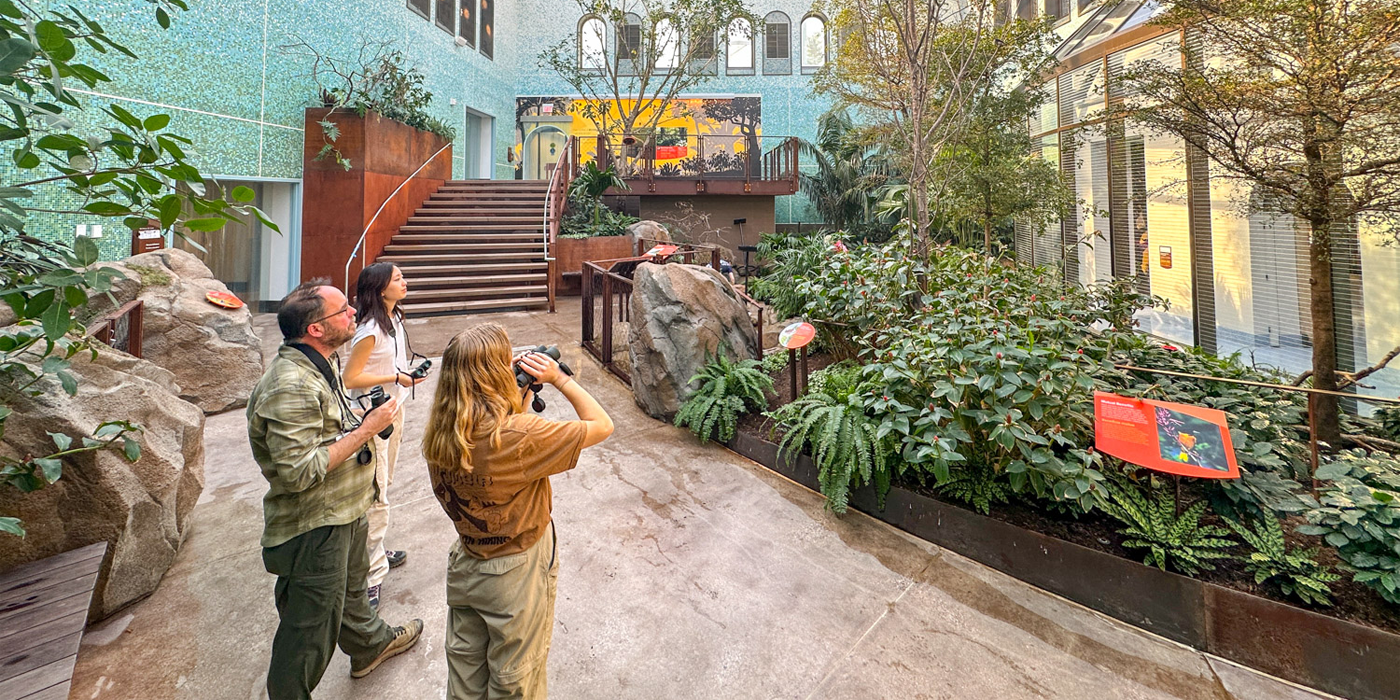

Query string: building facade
1013 0 1400 408
21 0 833 306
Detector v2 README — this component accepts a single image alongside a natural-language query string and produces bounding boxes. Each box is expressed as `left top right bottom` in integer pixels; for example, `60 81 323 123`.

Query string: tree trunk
983 218 993 255
1307 217 1343 450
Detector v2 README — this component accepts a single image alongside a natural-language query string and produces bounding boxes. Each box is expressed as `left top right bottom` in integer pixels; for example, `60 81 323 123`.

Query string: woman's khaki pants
445 521 558 700
366 407 404 588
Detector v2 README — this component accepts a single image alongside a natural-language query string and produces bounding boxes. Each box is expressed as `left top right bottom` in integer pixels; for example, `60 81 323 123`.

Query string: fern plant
938 464 1012 514
1225 517 1339 606
1103 483 1235 575
673 353 773 443
760 349 790 375
768 390 899 514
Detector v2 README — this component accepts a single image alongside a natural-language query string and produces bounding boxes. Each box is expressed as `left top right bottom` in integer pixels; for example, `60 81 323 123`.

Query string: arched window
654 16 680 71
763 11 791 75
800 15 826 73
617 12 644 76
689 27 718 75
726 17 753 75
579 15 606 71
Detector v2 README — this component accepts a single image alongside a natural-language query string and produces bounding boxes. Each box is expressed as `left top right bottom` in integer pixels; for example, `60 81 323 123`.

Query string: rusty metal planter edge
726 431 1400 700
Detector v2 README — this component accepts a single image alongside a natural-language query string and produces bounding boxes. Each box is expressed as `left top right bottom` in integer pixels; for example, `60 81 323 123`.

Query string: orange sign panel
1093 391 1239 479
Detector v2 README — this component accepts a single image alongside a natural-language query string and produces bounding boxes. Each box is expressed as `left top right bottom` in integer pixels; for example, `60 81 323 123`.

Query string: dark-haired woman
344 262 427 610
424 323 612 699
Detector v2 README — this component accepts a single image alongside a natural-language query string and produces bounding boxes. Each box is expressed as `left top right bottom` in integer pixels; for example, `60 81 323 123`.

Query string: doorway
523 126 567 181
463 109 493 179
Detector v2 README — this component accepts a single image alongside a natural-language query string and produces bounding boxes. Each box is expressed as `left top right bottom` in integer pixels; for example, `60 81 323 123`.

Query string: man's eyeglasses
310 305 351 326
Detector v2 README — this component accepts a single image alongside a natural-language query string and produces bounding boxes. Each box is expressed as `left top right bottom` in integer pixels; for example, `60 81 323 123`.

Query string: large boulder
0 344 205 620
627 220 671 249
627 263 760 420
83 248 263 414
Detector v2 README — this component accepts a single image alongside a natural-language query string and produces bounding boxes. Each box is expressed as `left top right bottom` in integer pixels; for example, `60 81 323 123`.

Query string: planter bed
719 352 1400 700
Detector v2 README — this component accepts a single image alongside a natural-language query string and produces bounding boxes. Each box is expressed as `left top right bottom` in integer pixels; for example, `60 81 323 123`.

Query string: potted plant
555 162 638 294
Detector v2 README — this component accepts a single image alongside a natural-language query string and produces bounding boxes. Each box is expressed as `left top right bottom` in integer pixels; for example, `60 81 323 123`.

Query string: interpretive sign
1093 391 1239 479
778 321 815 349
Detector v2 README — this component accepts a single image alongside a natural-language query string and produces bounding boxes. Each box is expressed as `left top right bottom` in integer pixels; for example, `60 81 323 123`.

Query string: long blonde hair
422 324 523 472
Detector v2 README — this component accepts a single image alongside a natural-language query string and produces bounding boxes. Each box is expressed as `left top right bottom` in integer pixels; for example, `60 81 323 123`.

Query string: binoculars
514 346 574 413
364 386 395 439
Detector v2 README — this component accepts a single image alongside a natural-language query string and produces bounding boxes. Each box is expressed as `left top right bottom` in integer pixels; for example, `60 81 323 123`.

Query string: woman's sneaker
386 550 408 568
367 584 381 611
350 619 424 679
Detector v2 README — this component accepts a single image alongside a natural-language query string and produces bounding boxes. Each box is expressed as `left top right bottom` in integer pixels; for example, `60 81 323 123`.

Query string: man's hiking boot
350 619 423 679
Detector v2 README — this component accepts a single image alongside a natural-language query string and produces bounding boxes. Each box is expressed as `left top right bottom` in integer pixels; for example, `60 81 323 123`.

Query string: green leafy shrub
747 232 832 320
560 193 638 238
1375 405 1400 442
759 348 790 374
1103 481 1235 575
767 385 899 513
938 463 1012 514
1225 516 1338 606
673 353 772 443
1299 450 1400 604
806 361 863 401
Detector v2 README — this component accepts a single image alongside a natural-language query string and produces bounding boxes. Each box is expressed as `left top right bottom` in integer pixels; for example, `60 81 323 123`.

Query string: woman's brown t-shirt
429 412 587 559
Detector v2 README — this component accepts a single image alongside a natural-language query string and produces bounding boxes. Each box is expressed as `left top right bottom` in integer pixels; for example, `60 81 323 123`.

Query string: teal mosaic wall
15 0 834 259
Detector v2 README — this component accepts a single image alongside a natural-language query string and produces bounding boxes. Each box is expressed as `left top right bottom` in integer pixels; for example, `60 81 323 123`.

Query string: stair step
384 241 541 254
409 215 541 223
400 225 546 234
414 207 545 215
381 251 544 263
405 284 545 300
403 297 550 316
393 232 543 243
439 182 549 189
397 262 548 275
429 193 547 201
404 272 548 288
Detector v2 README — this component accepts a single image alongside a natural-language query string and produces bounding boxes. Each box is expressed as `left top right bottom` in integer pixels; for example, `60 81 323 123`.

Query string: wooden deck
0 542 106 700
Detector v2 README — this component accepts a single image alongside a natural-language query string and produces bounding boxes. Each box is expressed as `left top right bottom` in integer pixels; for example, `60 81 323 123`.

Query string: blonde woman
423 324 612 699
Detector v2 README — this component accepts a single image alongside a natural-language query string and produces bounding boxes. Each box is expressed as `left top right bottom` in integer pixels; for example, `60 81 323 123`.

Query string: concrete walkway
70 301 1328 700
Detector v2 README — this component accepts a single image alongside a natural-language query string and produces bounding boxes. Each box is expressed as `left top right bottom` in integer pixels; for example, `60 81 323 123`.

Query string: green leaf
122 437 140 462
0 517 23 537
155 6 170 28
182 217 227 232
33 457 62 483
48 431 72 451
57 370 77 396
13 148 40 169
0 37 35 74
142 113 171 131
40 299 70 341
34 21 76 62
231 185 255 203
73 235 99 266
156 195 182 228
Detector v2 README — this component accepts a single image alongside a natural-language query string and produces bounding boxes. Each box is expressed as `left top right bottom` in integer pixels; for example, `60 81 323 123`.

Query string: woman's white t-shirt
351 315 409 402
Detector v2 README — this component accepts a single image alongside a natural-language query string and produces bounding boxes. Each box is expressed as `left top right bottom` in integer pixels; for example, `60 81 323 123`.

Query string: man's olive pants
263 515 395 700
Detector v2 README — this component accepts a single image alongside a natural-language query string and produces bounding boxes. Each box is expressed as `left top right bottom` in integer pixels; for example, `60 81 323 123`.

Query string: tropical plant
1375 404 1400 442
560 192 637 238
797 109 896 233
0 0 276 536
1299 450 1400 604
569 161 631 227
1225 516 1338 606
759 348 789 375
767 374 900 513
746 231 831 320
938 463 1012 515
1103 481 1236 575
673 352 772 443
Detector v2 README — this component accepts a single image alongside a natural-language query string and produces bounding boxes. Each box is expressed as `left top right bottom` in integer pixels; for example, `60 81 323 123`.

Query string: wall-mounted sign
1094 391 1239 479
644 244 678 258
778 321 815 349
1159 246 1173 269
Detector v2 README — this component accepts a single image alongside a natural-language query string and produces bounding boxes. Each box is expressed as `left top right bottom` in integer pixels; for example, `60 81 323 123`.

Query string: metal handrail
342 141 454 293
542 136 575 313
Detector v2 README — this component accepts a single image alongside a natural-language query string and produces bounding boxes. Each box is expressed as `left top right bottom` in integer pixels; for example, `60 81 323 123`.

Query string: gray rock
0 344 204 620
83 248 263 414
627 220 671 249
627 263 760 420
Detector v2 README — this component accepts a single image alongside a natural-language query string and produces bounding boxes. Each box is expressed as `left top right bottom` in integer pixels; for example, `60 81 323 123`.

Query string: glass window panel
766 19 790 59
435 0 454 33
1057 61 1104 125
458 0 475 46
479 0 493 58
407 0 430 19
801 16 826 69
727 18 753 71
655 18 680 70
580 17 605 70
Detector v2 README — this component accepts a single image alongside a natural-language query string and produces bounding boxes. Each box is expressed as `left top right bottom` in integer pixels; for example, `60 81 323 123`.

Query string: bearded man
246 279 423 699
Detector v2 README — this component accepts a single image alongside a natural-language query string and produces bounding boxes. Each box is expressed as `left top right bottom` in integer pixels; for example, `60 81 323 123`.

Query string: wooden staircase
377 180 553 316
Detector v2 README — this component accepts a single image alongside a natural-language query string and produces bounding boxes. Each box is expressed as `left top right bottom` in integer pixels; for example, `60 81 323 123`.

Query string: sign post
131 221 166 255
778 321 815 398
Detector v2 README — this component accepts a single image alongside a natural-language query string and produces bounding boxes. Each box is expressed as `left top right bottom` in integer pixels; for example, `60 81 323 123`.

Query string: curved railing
342 141 455 294
542 136 576 313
